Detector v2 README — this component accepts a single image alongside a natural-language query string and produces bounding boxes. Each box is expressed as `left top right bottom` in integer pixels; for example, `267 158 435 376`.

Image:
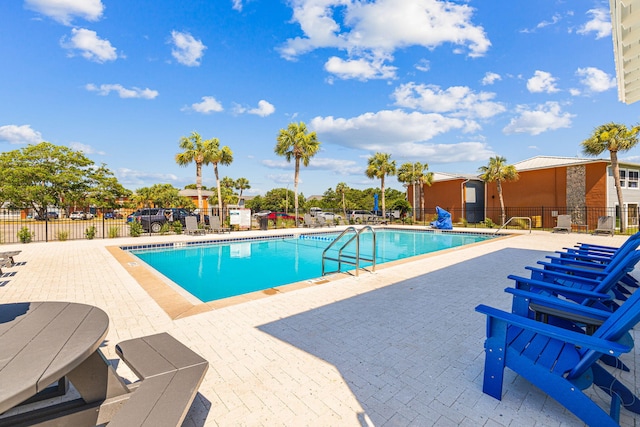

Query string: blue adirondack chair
512 250 640 311
476 287 640 426
544 231 640 289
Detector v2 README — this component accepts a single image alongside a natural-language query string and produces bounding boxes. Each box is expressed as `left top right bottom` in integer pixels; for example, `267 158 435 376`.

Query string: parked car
252 210 271 219
34 211 59 220
347 210 375 223
127 208 159 223
104 211 123 220
316 212 342 222
70 211 95 220
266 212 301 224
138 208 206 233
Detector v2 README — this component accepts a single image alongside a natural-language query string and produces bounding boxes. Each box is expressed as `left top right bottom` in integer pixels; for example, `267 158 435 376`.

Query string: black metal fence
0 206 635 244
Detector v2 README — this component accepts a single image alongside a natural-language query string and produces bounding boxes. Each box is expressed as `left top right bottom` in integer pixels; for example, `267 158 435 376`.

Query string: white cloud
231 0 243 11
577 8 611 39
521 13 561 33
392 83 505 119
0 124 43 144
85 83 158 99
481 72 501 86
170 31 206 66
576 67 616 92
263 157 361 175
60 28 117 63
248 100 275 117
392 141 494 163
186 96 224 114
25 0 104 25
415 59 430 72
279 0 490 81
526 70 559 93
69 142 105 155
503 102 574 135
117 168 179 187
310 109 469 150
324 56 397 80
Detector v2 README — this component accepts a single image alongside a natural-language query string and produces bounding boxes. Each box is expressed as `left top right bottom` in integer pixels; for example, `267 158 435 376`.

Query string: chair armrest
475 304 629 356
536 260 606 278
505 287 612 323
524 266 601 285
507 274 611 300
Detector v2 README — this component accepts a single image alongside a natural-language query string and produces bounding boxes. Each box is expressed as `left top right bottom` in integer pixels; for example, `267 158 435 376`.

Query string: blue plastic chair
476 287 640 426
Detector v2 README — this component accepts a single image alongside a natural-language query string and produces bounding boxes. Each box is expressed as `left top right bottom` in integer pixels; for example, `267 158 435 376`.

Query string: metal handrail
495 216 531 234
322 226 376 276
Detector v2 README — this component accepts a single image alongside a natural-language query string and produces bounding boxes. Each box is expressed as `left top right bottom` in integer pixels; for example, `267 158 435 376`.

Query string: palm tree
335 182 348 219
206 138 233 218
365 152 396 216
581 122 640 233
235 177 250 203
397 162 432 221
175 131 211 223
275 122 321 226
478 156 519 225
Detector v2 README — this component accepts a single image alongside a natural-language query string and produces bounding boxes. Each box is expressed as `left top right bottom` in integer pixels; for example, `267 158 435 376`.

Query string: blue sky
0 0 637 197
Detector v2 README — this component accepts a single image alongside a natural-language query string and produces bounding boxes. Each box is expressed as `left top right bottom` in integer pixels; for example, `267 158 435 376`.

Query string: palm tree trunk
215 164 223 219
341 192 346 219
380 176 386 216
497 180 506 225
294 157 300 227
196 163 204 223
611 150 625 233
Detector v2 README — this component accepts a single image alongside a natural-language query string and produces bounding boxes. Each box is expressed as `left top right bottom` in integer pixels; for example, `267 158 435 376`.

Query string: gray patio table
0 301 127 417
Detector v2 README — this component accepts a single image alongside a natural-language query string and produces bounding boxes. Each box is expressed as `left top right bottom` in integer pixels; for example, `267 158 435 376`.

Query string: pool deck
0 226 638 426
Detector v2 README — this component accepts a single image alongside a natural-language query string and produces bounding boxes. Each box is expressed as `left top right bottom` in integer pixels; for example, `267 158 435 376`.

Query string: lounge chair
316 216 334 227
210 215 230 233
303 214 318 228
476 285 640 426
593 215 615 236
0 251 20 265
552 214 571 233
184 216 205 235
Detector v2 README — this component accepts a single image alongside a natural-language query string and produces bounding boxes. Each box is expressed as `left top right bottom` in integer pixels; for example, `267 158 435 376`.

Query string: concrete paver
0 228 638 426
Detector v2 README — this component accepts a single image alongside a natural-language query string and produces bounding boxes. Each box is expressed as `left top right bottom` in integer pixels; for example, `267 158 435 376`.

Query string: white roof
610 0 640 104
511 156 608 171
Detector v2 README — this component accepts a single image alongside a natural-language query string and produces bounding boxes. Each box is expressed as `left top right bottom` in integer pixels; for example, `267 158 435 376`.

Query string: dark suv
137 208 207 233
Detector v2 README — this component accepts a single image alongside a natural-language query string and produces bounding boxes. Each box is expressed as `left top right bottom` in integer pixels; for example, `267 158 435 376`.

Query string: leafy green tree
335 182 348 219
365 152 396 216
275 122 321 225
0 142 126 218
206 138 233 216
581 122 640 233
397 162 432 221
478 156 519 225
235 177 251 201
176 131 212 222
133 184 192 208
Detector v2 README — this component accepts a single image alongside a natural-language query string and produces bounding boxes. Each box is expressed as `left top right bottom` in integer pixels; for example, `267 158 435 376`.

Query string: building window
629 170 639 189
620 169 626 187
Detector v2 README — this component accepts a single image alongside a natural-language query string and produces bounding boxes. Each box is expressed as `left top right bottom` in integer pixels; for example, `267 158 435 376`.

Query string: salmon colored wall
423 179 464 220
584 163 607 208
485 168 567 210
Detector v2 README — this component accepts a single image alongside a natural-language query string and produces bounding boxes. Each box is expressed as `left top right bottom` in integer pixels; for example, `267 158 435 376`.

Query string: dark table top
0 301 109 414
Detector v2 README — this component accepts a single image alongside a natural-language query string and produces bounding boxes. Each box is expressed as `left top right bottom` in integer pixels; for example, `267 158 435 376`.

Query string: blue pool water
130 229 495 302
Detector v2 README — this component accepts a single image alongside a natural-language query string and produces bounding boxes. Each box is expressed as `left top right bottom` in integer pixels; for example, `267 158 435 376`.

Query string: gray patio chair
552 215 571 233
593 216 615 236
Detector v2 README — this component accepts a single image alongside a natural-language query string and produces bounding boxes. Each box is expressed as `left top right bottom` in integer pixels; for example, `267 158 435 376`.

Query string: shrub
483 218 496 228
57 230 69 241
172 221 183 234
17 227 34 243
129 221 143 237
85 225 96 240
108 226 119 238
159 222 171 235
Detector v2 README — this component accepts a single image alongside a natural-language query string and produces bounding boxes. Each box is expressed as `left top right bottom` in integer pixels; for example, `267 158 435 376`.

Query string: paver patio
0 228 637 426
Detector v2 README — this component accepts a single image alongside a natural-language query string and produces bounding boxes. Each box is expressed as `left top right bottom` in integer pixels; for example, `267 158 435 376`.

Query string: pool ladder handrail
321 226 376 277
495 216 531 234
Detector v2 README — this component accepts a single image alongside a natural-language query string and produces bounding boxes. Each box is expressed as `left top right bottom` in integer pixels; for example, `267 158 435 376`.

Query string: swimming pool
129 229 496 303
